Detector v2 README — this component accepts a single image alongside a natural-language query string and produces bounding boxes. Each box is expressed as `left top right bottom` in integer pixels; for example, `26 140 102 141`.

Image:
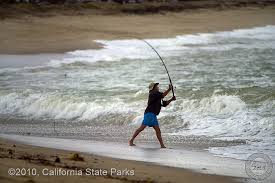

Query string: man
129 82 176 148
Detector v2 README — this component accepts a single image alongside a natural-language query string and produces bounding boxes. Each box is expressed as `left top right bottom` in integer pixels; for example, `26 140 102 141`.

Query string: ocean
0 25 274 161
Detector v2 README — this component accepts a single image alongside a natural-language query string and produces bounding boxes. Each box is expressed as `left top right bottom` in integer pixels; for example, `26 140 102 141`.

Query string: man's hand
162 96 176 107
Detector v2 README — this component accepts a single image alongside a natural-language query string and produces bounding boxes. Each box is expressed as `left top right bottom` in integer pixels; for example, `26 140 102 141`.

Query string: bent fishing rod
137 38 175 97
103 35 175 97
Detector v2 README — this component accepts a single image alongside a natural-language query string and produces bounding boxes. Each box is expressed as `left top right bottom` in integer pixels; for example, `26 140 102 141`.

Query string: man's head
149 82 159 92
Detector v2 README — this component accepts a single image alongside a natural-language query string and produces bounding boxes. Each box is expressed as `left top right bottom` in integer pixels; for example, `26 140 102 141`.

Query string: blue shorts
142 112 159 127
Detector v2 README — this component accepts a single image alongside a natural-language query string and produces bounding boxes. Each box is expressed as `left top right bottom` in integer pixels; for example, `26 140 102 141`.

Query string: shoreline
0 6 275 54
0 134 250 177
0 134 245 183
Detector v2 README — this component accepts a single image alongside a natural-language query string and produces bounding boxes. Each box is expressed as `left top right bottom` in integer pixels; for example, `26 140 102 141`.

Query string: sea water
0 25 274 161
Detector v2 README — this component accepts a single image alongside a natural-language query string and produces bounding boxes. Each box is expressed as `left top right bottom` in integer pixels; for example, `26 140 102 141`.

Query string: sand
0 136 243 183
0 6 275 54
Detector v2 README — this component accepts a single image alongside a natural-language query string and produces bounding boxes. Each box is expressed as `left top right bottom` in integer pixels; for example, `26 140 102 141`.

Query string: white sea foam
1 90 272 139
168 94 274 138
45 25 275 66
0 92 138 121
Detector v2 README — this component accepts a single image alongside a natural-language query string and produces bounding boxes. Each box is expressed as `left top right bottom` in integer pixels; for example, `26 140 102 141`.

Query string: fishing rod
97 35 176 97
137 38 175 97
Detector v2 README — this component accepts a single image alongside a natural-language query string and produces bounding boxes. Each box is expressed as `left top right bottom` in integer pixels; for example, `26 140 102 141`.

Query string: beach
0 135 244 183
1 2 275 183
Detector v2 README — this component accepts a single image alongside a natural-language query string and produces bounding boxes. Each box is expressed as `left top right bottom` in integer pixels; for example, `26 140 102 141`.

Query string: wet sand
0 135 244 183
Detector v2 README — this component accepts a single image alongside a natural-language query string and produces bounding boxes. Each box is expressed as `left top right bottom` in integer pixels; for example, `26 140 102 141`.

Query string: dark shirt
144 91 164 115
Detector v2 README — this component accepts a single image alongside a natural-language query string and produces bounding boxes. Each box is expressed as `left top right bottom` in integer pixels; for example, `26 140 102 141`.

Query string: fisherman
129 82 176 148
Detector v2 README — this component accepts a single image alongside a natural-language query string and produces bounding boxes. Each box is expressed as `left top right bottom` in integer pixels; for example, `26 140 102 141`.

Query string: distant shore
0 3 275 54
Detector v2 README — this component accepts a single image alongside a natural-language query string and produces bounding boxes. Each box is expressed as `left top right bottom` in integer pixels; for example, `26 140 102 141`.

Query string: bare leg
129 125 146 146
153 125 166 148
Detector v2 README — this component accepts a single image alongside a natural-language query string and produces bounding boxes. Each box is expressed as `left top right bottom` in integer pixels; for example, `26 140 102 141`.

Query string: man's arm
162 84 173 98
162 96 176 107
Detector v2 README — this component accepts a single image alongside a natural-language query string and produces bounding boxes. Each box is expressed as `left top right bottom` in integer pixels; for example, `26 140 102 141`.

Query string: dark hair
149 83 159 93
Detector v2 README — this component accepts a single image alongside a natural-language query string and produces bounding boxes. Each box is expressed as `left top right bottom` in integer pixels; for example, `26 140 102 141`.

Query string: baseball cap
148 82 159 91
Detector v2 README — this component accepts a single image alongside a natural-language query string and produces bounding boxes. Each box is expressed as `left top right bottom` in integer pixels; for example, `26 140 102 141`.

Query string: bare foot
129 140 136 146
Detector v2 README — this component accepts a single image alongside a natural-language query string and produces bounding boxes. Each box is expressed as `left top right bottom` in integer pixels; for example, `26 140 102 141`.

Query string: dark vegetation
0 0 275 19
